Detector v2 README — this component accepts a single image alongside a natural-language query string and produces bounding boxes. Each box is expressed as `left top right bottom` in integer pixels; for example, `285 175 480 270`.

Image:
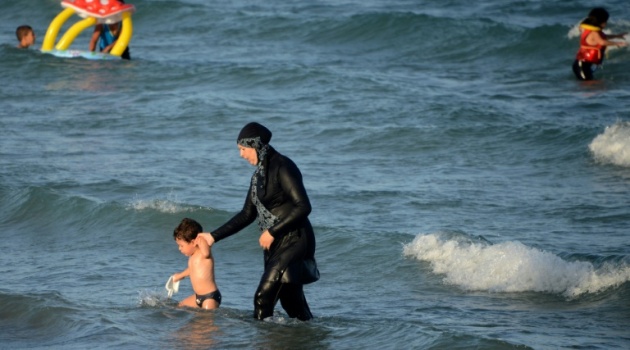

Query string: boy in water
172 218 221 309
573 7 627 81
16 25 35 49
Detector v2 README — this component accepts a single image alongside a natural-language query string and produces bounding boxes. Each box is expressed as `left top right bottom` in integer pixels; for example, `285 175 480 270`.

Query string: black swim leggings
572 59 594 81
254 280 313 321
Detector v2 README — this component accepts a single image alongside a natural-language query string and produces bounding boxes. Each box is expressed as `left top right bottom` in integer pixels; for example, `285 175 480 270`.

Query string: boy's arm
173 267 190 282
88 25 102 51
588 31 628 47
102 24 124 53
609 32 627 39
198 233 215 248
196 236 211 258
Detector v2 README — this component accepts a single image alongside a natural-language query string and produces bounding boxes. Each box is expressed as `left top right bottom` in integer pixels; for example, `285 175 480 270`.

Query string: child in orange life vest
572 7 627 81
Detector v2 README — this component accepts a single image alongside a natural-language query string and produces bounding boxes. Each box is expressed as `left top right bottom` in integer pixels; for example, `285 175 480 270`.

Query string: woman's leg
254 280 313 321
254 279 281 320
279 283 312 321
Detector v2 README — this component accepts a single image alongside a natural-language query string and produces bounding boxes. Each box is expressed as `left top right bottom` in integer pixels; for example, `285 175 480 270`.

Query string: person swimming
572 7 627 81
15 25 35 49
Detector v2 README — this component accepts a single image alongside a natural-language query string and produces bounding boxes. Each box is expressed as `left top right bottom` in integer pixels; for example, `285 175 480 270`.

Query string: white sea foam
128 198 186 213
566 22 582 39
126 191 195 213
403 233 630 298
589 121 630 167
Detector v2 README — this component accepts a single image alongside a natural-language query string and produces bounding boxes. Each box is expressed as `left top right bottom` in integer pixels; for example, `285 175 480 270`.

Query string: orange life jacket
576 26 607 64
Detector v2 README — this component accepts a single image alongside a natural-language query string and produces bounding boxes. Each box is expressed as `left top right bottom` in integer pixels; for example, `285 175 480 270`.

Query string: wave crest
403 232 630 298
589 121 630 167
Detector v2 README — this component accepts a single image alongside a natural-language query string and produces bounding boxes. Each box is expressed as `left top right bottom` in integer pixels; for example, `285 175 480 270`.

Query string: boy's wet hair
16 25 33 40
174 218 203 242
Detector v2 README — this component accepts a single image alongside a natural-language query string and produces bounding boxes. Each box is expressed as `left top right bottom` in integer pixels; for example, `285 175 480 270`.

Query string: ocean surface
1 0 630 349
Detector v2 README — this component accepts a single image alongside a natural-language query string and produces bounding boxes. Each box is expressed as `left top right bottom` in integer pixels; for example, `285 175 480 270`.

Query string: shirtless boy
172 218 221 309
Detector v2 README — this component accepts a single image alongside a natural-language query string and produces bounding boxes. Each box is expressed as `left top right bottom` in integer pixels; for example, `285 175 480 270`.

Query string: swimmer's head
237 122 272 150
173 218 203 242
588 7 609 26
16 25 33 41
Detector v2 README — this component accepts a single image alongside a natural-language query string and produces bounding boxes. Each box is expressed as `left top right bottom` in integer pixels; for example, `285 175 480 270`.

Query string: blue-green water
1 0 630 349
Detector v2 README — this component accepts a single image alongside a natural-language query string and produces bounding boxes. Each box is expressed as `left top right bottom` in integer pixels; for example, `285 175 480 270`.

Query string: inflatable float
41 0 135 59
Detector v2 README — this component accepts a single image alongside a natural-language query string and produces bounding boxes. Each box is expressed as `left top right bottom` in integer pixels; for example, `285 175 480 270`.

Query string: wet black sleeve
210 184 257 242
268 159 312 238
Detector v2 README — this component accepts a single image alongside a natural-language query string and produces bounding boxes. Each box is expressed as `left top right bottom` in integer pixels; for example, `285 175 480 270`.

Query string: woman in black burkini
200 122 319 321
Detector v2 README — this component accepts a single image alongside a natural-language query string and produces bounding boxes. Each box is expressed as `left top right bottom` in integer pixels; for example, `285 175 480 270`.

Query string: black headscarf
237 122 272 147
237 122 279 232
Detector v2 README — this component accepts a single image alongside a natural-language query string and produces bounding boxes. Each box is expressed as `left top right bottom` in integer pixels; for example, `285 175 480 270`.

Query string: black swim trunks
573 59 595 81
195 290 221 308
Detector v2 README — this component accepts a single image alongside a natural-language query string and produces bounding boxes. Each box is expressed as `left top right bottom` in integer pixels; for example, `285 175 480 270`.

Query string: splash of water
589 121 630 167
137 289 171 307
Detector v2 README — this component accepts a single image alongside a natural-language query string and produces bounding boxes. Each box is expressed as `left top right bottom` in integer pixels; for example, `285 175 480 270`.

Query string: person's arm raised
197 233 215 248
196 235 211 257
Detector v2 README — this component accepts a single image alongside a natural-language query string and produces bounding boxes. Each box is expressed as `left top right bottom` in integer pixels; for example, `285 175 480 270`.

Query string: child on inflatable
572 7 627 81
88 21 130 59
86 0 131 59
16 25 35 49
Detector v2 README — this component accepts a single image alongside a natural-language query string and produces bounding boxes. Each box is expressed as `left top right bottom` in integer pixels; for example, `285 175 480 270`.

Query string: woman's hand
259 230 274 250
198 233 215 247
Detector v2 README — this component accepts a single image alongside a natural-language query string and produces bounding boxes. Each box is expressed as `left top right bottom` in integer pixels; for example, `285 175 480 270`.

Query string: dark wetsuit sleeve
210 184 257 242
267 160 312 238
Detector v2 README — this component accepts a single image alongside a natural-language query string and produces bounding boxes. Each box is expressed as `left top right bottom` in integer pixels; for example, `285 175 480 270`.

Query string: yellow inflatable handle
110 12 133 57
55 16 97 50
42 7 75 50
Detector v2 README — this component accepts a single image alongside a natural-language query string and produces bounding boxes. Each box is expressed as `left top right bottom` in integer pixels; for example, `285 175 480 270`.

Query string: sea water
1 0 629 349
